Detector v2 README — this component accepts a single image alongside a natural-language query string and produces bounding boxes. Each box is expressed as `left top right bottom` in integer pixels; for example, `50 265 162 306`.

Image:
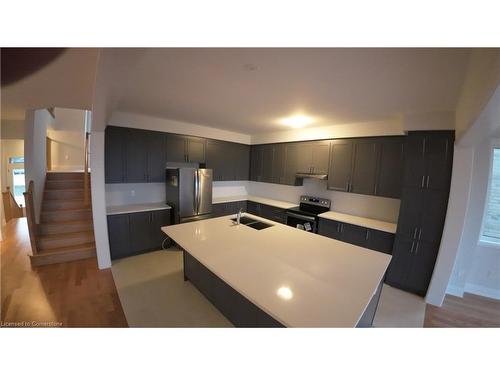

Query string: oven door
286 211 317 232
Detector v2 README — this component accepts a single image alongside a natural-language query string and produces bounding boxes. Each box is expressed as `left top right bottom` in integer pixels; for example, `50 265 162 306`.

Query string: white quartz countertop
212 195 296 209
106 202 172 215
162 213 391 327
318 211 397 234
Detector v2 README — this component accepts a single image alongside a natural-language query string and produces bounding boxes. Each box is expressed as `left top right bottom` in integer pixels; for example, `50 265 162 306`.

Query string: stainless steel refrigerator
165 168 213 223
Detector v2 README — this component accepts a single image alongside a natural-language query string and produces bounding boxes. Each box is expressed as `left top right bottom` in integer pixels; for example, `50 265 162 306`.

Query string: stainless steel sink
230 217 258 225
246 221 273 230
230 217 274 230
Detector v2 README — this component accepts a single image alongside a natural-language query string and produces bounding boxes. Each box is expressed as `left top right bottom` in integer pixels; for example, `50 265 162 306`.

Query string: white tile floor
112 249 426 328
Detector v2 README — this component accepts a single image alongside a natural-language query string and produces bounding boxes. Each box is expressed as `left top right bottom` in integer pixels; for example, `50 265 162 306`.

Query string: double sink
230 216 274 230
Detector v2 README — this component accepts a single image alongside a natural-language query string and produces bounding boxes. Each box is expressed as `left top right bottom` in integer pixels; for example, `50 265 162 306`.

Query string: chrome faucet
236 208 243 225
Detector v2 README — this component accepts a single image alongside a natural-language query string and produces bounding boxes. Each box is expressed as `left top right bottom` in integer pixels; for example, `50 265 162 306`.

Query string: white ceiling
1 48 98 120
116 48 471 134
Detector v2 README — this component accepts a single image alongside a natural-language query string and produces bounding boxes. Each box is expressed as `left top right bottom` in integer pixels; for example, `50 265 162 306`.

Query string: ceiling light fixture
277 286 293 300
279 114 315 129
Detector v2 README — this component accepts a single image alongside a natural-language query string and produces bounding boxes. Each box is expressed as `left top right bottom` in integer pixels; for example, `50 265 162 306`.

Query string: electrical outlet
130 190 135 197
65 154 69 160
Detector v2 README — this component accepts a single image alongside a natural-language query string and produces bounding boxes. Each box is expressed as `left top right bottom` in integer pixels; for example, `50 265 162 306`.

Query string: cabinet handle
421 175 425 188
414 241 420 254
365 230 369 241
337 223 341 232
418 227 422 240
426 175 430 188
345 181 349 192
410 241 415 253
413 227 418 239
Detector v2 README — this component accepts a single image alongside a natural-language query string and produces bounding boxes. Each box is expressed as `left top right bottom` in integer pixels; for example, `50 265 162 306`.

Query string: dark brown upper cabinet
166 134 206 164
206 140 250 181
105 126 127 183
350 139 379 195
327 139 354 191
105 126 166 183
375 137 405 198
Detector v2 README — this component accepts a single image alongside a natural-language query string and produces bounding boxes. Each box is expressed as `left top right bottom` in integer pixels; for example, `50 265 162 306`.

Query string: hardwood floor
425 293 500 327
1 218 127 327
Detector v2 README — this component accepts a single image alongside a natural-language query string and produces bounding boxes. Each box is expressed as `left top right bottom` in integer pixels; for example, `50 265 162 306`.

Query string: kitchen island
162 214 391 327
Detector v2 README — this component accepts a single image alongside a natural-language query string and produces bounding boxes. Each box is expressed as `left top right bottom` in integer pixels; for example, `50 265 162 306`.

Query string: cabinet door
125 129 148 182
311 141 330 174
402 134 426 188
247 201 260 215
296 142 313 173
187 137 206 163
250 146 263 181
385 237 414 288
166 135 187 162
318 218 343 240
212 203 225 217
147 131 167 182
151 210 171 249
282 143 301 185
129 212 153 253
105 126 127 183
233 143 250 181
272 143 286 184
341 223 368 247
328 140 353 191
396 187 424 241
366 229 395 254
107 214 130 260
350 140 379 195
261 144 274 183
419 189 449 244
424 133 454 191
406 240 440 295
206 140 227 181
261 204 286 223
375 137 404 198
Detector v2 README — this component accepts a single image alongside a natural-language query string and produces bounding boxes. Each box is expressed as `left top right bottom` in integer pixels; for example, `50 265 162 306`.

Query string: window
8 156 24 163
481 144 500 245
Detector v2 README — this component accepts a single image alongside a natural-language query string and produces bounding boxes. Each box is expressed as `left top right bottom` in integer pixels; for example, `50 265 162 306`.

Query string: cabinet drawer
317 218 343 240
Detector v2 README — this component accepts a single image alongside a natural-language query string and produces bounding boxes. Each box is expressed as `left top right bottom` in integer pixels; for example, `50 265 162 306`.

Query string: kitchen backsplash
105 178 400 223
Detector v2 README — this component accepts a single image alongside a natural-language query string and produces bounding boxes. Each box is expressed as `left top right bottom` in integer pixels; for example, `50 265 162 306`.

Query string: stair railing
83 132 90 206
2 186 24 222
23 180 39 255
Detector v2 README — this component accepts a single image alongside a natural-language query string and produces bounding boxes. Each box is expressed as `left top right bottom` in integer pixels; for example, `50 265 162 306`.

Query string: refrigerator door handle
196 170 201 214
193 170 198 214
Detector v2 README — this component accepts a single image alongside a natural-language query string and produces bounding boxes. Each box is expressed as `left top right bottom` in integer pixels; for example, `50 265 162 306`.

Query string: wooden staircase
29 172 96 266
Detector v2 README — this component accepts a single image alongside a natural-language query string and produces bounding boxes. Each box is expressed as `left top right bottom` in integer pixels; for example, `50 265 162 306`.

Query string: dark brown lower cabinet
212 201 247 218
385 238 440 296
108 209 171 260
183 251 284 327
247 201 286 224
317 218 394 254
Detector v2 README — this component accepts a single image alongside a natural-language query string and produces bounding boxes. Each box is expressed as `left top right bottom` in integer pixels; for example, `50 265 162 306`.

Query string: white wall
455 49 500 140
247 179 400 222
110 111 251 144
24 109 53 223
402 111 455 131
427 80 500 305
47 108 86 171
446 137 500 300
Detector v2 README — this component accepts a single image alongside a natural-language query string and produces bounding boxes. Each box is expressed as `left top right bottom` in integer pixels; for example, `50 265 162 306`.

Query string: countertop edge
318 211 397 234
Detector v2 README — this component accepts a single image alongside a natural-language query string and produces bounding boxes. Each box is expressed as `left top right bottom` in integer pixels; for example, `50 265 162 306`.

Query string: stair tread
40 230 94 240
42 207 92 213
40 219 93 226
35 242 96 255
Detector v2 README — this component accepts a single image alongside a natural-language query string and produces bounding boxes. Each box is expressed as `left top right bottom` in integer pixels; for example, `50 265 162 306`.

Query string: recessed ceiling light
243 63 258 71
277 286 293 300
279 114 315 128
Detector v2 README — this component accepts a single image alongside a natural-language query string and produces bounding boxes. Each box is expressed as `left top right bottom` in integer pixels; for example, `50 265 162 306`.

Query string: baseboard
464 283 500 300
445 284 464 298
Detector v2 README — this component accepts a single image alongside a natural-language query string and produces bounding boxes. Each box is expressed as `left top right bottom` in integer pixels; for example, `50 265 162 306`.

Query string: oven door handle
286 212 316 221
